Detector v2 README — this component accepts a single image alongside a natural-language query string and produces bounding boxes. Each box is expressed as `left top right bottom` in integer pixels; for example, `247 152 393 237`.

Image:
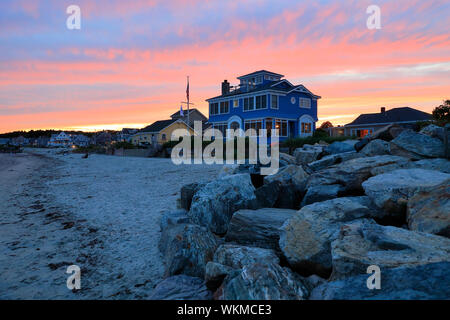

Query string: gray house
341 107 432 138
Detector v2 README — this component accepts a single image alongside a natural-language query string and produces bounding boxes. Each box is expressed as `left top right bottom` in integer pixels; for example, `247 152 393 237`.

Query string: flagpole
187 76 190 127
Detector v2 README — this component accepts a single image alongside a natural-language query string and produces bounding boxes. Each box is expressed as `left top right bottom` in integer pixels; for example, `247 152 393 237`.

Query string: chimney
381 107 386 114
222 80 230 95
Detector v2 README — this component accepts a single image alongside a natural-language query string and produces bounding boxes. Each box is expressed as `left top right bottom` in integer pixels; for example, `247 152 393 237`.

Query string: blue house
206 70 321 141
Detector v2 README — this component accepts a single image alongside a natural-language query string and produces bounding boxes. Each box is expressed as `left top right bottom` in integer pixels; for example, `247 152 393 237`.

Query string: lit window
273 119 288 137
301 123 312 134
233 100 239 108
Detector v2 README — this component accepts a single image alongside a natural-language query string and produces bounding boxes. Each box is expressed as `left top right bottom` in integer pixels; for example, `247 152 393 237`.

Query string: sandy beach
0 149 221 299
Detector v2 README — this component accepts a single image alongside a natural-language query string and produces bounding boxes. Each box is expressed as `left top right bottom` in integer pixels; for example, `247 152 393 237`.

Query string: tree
432 100 450 123
320 121 334 129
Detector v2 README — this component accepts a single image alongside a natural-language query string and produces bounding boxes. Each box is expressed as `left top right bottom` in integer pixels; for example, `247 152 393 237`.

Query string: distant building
11 136 29 146
117 128 138 143
94 131 113 146
48 132 72 147
131 119 193 146
35 136 50 147
344 107 432 138
170 108 208 127
0 138 11 145
206 70 321 141
72 134 90 147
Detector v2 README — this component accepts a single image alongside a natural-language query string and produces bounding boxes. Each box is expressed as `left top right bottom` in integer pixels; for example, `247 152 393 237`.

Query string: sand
0 149 221 299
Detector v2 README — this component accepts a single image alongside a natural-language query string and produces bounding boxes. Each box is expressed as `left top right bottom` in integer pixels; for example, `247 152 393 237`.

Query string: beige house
131 119 194 146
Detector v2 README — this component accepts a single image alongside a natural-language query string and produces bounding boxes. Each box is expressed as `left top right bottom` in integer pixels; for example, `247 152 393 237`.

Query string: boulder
149 275 213 300
214 244 280 269
188 173 257 235
294 145 323 165
225 208 297 253
160 209 190 232
218 164 240 178
407 184 450 237
205 262 234 291
362 169 450 218
369 160 414 176
390 129 445 159
264 165 309 191
354 138 370 152
371 124 405 141
412 158 450 173
330 219 450 280
274 183 301 209
311 262 450 300
219 262 309 300
372 158 450 176
308 151 363 171
420 124 444 141
254 181 280 208
213 245 309 300
279 197 381 277
324 140 358 155
159 223 218 278
218 163 262 178
180 183 205 211
307 155 410 194
301 184 344 206
279 152 296 165
206 244 281 291
360 139 391 156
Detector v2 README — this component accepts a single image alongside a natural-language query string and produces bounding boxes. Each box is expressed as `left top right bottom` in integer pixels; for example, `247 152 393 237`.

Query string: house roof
206 80 320 101
237 70 284 80
345 107 432 127
140 119 179 133
170 108 207 119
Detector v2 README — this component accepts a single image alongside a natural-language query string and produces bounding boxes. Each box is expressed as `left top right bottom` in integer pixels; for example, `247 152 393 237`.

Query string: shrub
113 141 137 149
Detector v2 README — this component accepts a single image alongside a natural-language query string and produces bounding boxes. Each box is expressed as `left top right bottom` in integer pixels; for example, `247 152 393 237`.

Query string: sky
0 0 449 133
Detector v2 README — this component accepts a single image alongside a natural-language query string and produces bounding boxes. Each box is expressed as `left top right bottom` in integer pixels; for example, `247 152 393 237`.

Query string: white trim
206 89 287 102
287 85 321 99
227 115 243 129
299 115 314 137
271 79 294 88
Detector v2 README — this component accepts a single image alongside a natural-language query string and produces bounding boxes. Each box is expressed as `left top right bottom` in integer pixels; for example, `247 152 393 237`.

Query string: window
274 119 288 137
210 102 219 115
299 98 311 109
271 95 279 109
220 101 229 114
243 97 255 111
210 101 229 115
213 123 228 136
301 123 312 134
161 134 167 141
255 95 267 110
244 119 263 135
233 100 239 108
265 118 273 137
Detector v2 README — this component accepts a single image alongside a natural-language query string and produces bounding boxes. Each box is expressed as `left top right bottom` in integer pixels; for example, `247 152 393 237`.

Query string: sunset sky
0 0 449 133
